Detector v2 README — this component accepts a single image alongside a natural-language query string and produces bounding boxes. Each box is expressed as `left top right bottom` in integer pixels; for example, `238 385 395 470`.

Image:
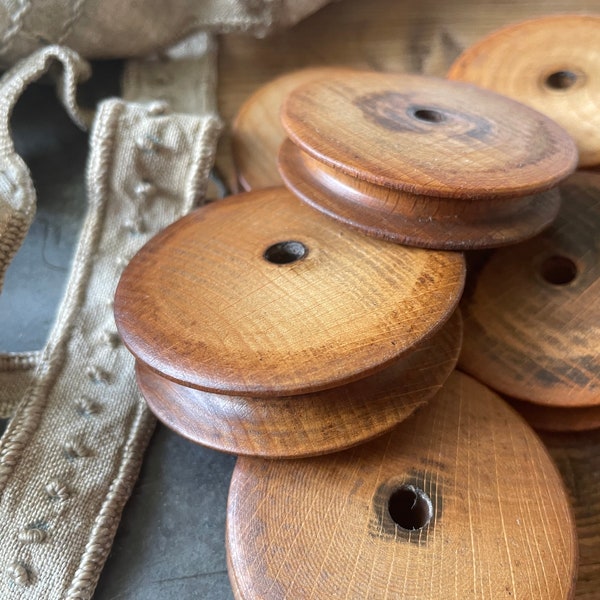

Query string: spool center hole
540 255 578 285
388 484 433 531
263 241 307 265
412 108 446 123
545 70 578 90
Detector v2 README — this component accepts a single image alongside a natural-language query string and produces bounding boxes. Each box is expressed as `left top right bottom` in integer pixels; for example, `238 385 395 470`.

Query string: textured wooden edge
136 310 462 458
279 138 563 249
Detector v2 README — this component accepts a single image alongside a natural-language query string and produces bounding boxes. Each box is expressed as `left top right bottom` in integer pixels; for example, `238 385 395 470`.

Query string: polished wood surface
459 171 600 421
279 137 562 250
217 0 600 192
278 70 576 249
136 310 462 458
281 71 576 199
232 67 354 190
115 187 465 397
448 14 600 167
227 371 577 599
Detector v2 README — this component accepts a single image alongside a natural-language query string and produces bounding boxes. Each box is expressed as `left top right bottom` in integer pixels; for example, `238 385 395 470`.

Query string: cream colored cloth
0 0 331 67
0 44 221 598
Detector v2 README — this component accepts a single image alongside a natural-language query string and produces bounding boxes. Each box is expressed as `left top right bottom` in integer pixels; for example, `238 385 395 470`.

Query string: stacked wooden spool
113 15 600 598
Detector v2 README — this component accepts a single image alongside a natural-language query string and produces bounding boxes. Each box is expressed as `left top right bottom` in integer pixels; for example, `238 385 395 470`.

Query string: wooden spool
227 371 577 599
448 14 600 167
460 171 600 431
278 70 577 250
232 67 354 190
115 187 465 457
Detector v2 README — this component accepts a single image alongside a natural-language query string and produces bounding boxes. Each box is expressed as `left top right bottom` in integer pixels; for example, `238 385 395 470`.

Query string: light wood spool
135 310 462 458
278 70 577 249
459 171 600 428
114 187 465 398
232 67 355 190
227 371 577 599
448 14 600 167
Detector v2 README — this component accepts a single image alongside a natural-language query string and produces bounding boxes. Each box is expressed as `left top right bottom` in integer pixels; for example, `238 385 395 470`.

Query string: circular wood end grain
227 371 577 599
115 187 465 397
279 138 562 249
448 14 600 167
281 70 577 199
232 67 357 190
136 310 462 458
460 171 600 408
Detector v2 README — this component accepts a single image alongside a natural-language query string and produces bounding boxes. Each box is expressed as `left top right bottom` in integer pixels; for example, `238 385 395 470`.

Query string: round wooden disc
232 67 355 190
136 310 462 458
448 14 600 167
115 187 465 397
460 171 600 412
279 137 562 249
280 70 577 200
227 371 577 599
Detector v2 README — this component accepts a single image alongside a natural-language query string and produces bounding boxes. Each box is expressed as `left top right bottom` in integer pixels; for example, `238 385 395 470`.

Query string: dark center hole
412 108 446 123
263 240 307 265
388 484 433 531
540 255 578 285
545 70 578 90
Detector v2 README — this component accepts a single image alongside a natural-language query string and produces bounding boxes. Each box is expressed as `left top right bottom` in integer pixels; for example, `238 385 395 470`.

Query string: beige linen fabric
0 0 331 67
0 43 221 598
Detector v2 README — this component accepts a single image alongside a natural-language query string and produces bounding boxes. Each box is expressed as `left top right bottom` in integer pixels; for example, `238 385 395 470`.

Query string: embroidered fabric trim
0 45 221 599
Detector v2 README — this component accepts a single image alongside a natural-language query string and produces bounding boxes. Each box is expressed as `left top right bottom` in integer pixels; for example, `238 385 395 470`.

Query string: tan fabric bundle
0 0 331 67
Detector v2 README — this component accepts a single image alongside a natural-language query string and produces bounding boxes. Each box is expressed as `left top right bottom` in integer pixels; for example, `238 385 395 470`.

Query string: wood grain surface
508 398 600 433
209 3 600 598
448 14 600 167
280 70 577 199
227 371 577 599
279 137 562 250
459 171 600 417
216 0 600 192
232 67 355 190
136 310 462 458
277 70 576 249
115 187 465 397
543 429 600 600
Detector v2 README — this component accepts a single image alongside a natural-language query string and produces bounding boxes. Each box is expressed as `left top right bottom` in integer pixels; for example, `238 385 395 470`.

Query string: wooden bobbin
232 67 354 190
448 14 600 168
226 371 577 599
115 187 465 457
460 171 600 431
278 71 577 250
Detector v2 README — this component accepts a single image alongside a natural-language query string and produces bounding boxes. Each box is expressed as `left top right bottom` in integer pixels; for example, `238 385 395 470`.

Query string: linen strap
0 44 221 598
